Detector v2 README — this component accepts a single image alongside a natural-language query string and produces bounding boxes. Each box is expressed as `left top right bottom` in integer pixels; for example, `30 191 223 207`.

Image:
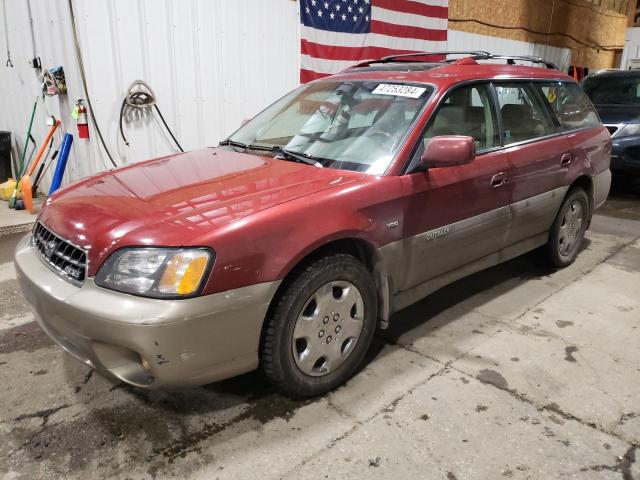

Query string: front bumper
611 135 640 174
14 234 280 388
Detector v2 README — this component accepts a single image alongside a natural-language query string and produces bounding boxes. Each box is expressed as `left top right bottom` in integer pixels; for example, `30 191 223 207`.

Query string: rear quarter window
536 82 600 131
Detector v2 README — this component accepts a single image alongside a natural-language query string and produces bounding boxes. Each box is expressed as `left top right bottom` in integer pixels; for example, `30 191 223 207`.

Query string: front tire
547 188 589 268
260 254 377 398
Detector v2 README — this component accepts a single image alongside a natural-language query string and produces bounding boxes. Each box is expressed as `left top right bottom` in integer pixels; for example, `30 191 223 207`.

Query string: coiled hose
119 80 184 152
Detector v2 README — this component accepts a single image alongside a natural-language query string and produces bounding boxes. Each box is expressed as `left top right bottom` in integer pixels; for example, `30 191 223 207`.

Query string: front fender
191 176 405 296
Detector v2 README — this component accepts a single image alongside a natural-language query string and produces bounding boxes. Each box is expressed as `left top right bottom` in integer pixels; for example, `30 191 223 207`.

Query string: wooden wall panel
449 0 627 69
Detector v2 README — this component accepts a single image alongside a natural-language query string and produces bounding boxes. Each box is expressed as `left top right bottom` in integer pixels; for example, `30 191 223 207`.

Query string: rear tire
260 254 377 398
547 188 589 268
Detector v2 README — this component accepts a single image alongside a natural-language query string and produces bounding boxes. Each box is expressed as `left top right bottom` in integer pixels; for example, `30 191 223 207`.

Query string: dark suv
15 52 611 397
582 70 640 177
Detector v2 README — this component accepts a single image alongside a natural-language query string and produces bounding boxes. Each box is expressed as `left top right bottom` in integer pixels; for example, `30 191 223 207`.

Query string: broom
19 118 60 214
8 99 38 208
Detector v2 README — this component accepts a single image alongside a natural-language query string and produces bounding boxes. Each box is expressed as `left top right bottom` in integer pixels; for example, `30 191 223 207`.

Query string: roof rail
350 51 558 70
379 51 492 63
351 51 491 68
484 55 558 70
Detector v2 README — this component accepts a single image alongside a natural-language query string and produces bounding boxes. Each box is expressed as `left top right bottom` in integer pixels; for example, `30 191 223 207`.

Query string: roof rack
351 51 558 70
352 51 491 68
485 55 558 70
378 51 492 63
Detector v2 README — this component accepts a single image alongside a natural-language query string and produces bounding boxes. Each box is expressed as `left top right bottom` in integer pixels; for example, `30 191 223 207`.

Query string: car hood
593 104 640 125
38 147 363 273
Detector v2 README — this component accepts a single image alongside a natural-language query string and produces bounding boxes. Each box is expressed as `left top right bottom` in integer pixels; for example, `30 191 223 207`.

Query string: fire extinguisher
75 99 89 139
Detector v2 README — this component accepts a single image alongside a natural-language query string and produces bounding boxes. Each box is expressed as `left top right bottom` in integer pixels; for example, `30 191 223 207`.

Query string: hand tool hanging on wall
2 0 13 67
48 133 73 195
25 0 40 71
119 80 184 152
20 117 60 213
67 0 116 168
41 66 67 96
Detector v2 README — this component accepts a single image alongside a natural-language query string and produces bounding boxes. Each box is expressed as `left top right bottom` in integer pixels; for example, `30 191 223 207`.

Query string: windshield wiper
272 146 324 168
219 140 325 167
219 139 251 150
220 139 277 151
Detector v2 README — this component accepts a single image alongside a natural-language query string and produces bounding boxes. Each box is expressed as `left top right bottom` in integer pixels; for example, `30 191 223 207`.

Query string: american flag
300 0 448 83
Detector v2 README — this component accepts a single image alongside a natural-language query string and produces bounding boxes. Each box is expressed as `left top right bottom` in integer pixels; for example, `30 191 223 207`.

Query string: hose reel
119 80 183 152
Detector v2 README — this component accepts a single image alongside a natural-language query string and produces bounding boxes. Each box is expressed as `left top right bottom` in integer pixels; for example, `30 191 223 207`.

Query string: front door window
423 84 499 152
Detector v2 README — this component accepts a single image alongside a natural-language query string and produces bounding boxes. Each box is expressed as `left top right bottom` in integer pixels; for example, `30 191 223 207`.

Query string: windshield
226 80 432 174
582 75 640 105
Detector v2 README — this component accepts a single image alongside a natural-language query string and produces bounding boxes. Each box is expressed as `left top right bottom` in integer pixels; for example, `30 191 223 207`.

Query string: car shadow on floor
379 245 568 345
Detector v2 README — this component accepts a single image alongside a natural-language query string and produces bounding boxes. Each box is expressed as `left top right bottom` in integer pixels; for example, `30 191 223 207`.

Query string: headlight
615 123 640 138
95 248 213 298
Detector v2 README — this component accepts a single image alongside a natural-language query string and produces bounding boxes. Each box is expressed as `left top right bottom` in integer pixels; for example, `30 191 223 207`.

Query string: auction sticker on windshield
372 83 426 98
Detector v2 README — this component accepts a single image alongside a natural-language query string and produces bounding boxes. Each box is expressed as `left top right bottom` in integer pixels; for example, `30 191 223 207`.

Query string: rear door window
494 83 556 145
537 82 600 131
423 83 499 152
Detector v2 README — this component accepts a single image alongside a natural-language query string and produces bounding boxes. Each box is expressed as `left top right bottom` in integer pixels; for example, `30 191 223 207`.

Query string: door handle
561 153 572 167
491 172 506 187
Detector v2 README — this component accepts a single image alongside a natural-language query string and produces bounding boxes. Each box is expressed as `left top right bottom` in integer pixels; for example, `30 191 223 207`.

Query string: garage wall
0 0 300 191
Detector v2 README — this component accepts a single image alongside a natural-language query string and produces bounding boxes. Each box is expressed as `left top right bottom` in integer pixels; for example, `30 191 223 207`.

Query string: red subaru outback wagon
15 52 611 397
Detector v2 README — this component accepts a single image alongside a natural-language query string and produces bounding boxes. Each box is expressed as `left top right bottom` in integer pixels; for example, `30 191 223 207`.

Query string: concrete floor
1 183 639 480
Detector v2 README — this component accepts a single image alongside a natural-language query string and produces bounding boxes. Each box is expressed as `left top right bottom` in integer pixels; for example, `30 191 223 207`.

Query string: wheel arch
262 236 392 340
568 175 594 224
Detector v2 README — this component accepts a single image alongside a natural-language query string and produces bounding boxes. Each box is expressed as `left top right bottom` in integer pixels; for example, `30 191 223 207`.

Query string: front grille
33 223 87 285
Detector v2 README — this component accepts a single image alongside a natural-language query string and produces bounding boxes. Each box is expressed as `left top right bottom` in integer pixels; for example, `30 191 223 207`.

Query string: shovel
19 118 60 213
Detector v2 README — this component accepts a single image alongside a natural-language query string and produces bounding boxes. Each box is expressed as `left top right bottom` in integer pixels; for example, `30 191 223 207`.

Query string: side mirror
421 135 476 168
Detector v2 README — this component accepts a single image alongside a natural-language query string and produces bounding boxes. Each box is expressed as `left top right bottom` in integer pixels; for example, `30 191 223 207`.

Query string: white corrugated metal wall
0 1 571 193
0 0 300 192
